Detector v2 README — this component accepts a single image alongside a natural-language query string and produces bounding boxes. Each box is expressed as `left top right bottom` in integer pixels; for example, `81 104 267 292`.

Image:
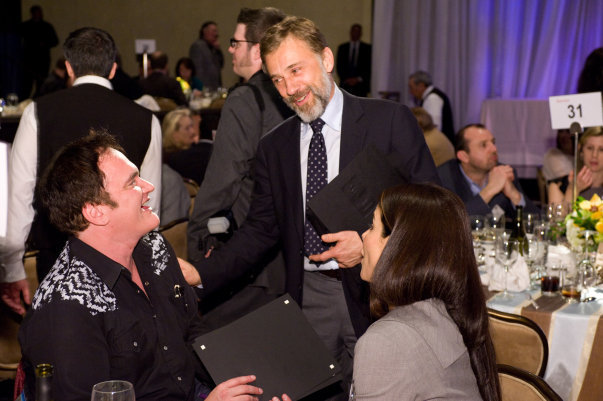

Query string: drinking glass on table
91 380 135 401
524 237 542 289
495 238 519 298
524 212 540 237
469 215 486 264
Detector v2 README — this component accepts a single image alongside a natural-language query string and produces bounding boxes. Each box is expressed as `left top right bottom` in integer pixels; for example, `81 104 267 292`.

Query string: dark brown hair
237 7 286 45
454 123 486 153
37 129 122 235
260 16 328 66
370 183 500 401
63 27 116 78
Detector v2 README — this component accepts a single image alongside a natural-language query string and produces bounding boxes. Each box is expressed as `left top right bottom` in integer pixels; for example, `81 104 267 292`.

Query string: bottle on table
510 205 528 255
35 363 54 401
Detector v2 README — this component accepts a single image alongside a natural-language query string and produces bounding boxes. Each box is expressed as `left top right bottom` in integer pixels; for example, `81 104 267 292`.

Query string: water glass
91 380 135 401
496 238 519 297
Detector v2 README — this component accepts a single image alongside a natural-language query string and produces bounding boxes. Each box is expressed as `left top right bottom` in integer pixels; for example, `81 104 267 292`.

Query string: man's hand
0 279 31 315
480 165 514 204
177 257 201 286
308 230 362 268
206 375 263 401
271 395 293 401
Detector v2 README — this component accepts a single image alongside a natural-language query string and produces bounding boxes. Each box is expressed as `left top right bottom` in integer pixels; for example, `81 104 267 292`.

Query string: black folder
307 144 408 236
193 294 341 400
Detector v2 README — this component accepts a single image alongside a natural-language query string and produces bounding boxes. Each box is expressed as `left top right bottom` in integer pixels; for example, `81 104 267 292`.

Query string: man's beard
284 67 333 123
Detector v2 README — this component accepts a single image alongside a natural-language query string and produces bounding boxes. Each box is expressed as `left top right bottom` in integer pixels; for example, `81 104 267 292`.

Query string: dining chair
488 308 549 377
0 250 39 380
159 217 189 259
498 364 562 401
183 178 199 216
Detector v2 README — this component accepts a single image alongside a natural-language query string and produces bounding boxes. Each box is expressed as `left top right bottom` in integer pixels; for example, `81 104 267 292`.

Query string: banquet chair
159 217 188 259
488 308 548 377
498 364 562 401
183 178 199 215
0 251 39 380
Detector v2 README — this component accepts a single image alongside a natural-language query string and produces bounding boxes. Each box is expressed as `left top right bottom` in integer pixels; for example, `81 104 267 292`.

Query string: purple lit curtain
372 0 603 128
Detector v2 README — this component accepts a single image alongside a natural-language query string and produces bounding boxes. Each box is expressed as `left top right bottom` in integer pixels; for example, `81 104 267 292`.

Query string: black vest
423 87 455 143
32 83 154 278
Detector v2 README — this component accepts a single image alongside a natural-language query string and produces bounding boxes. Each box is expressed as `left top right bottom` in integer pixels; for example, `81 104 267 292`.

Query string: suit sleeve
193 139 280 297
187 87 262 262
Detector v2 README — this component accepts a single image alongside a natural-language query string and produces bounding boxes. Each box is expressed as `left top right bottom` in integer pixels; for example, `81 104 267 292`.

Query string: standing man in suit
336 23 371 97
437 123 538 217
187 7 293 333
408 70 455 143
0 27 162 316
189 21 224 91
181 16 438 400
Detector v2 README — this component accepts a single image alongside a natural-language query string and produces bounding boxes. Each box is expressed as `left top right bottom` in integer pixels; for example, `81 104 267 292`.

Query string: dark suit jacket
337 41 371 97
139 71 187 105
437 159 539 217
194 90 439 337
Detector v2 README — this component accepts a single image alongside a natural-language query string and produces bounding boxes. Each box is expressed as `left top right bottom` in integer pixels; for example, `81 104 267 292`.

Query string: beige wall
23 0 372 87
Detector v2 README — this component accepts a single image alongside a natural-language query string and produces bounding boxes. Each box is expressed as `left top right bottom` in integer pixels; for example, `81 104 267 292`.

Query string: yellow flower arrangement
565 194 603 250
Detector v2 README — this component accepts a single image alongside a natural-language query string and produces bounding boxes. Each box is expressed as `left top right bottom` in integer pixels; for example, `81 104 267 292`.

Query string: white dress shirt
0 76 162 283
422 85 444 131
300 86 343 271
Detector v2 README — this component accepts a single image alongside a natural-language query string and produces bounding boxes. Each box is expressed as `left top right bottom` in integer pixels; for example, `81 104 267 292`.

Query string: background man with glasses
187 7 293 333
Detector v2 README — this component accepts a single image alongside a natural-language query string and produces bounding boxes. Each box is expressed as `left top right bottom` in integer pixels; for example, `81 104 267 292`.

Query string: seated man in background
139 51 187 106
411 107 454 167
437 123 538 216
19 131 263 401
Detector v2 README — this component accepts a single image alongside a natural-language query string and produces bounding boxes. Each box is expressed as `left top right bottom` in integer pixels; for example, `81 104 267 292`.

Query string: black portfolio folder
193 294 341 400
307 144 408 236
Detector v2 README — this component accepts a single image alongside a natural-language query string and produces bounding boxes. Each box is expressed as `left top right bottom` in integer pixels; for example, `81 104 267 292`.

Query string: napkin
487 255 531 292
546 244 576 275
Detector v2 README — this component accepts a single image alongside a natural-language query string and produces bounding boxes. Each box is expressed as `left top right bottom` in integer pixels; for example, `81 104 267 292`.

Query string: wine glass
524 212 540 237
469 215 486 265
91 380 135 401
496 238 519 298
524 237 541 289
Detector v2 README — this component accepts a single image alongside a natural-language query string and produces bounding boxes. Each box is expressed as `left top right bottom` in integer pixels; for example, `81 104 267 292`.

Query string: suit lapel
277 118 305 244
340 92 368 171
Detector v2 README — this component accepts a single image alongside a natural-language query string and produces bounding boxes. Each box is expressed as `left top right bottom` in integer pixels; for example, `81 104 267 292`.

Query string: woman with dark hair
577 47 603 96
175 57 204 95
354 183 500 401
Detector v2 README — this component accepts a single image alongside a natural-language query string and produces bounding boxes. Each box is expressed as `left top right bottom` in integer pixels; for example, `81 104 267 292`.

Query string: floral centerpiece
565 194 603 251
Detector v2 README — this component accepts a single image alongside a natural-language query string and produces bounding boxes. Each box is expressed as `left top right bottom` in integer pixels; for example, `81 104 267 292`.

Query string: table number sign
548 92 603 130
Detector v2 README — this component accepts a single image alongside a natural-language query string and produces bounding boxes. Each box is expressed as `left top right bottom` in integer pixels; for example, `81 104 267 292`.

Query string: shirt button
133 341 138 347
137 290 141 294
177 377 182 381
144 281 149 286
153 314 157 319
163 346 168 351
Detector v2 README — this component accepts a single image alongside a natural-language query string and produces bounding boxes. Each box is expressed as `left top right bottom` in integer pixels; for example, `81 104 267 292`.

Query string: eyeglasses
229 38 258 48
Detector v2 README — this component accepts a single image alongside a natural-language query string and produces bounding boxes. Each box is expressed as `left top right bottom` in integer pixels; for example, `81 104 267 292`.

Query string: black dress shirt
19 232 203 401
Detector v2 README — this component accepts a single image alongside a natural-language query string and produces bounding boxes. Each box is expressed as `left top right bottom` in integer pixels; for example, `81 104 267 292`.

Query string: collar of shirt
300 85 343 271
68 236 128 290
422 85 435 100
458 162 485 196
73 75 114 90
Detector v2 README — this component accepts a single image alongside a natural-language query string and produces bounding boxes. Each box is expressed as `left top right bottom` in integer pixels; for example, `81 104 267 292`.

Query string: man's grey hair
409 70 433 86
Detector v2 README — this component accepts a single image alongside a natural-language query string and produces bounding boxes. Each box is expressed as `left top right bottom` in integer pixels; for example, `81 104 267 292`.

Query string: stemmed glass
524 236 542 289
469 215 486 265
524 212 540 238
496 238 519 298
91 380 135 401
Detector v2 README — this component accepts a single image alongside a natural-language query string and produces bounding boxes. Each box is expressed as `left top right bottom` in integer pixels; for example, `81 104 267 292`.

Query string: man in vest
0 27 162 315
408 70 455 143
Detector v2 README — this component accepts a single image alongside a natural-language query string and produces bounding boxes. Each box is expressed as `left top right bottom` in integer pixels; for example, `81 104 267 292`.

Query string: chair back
159 217 188 259
0 251 39 380
488 308 548 377
183 178 199 216
498 364 562 401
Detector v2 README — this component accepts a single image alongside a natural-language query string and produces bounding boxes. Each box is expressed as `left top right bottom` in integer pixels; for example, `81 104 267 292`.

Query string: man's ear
321 47 334 73
457 149 470 164
108 62 117 80
65 60 76 80
82 203 109 227
250 43 261 62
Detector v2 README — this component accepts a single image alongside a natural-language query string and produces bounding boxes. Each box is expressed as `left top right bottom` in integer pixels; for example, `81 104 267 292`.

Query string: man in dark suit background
437 123 538 217
181 16 438 400
336 23 371 97
0 27 162 316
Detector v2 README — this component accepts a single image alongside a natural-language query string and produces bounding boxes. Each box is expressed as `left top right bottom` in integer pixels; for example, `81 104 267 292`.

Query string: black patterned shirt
19 232 203 401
